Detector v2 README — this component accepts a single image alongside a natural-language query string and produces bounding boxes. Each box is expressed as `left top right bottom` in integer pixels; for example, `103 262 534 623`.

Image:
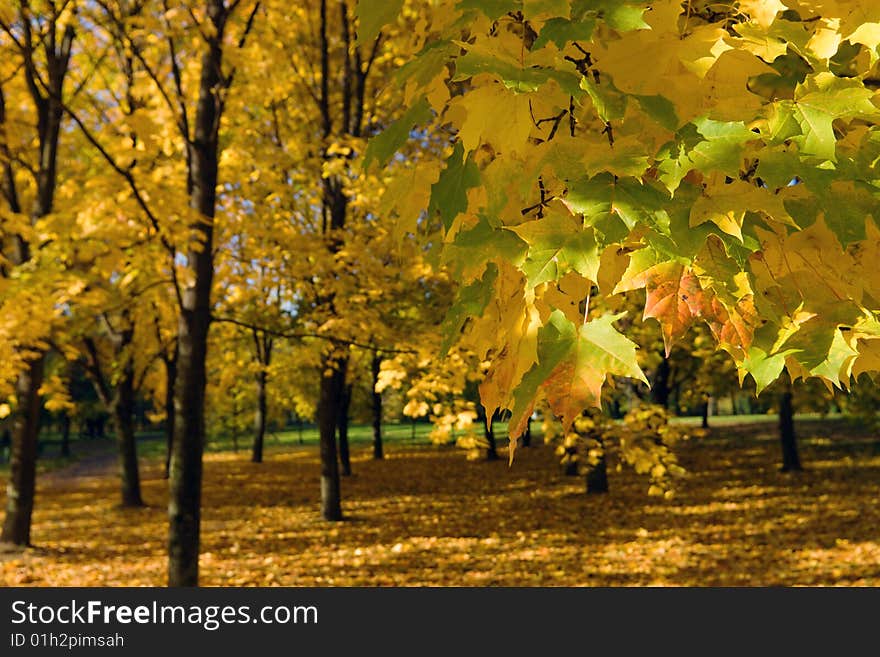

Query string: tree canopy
367 0 880 450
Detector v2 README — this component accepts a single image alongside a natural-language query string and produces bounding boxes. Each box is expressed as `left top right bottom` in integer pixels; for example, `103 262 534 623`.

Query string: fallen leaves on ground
1 420 879 586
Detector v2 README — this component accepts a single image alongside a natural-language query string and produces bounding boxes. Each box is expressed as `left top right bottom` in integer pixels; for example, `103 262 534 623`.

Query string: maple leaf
356 0 404 44
520 310 648 432
616 261 703 355
509 208 600 288
428 143 481 231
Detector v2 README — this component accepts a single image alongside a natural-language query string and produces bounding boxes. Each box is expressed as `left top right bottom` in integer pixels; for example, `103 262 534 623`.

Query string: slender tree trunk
1 358 44 546
586 436 609 494
0 18 72 548
371 354 383 459
483 414 499 461
521 416 532 447
251 370 267 463
338 382 352 476
651 354 671 409
60 413 71 458
779 385 802 472
730 391 738 415
112 363 143 508
701 394 710 429
168 0 227 586
163 354 176 480
168 312 208 586
318 359 344 521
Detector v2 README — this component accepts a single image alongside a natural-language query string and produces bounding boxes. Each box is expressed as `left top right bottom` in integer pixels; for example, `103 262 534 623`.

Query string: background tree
0 1 76 546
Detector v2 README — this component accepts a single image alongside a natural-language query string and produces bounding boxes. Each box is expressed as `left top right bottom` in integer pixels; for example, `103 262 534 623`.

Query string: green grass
671 411 843 426
0 411 853 476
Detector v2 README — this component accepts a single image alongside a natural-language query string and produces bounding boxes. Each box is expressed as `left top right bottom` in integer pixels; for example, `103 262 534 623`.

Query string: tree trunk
112 362 143 508
651 354 671 409
0 17 72 548
521 416 532 447
779 387 802 472
338 383 352 477
251 369 267 463
60 413 71 458
585 437 609 494
701 394 710 429
168 0 226 586
483 414 499 461
371 353 383 459
163 352 176 480
168 313 208 586
318 359 344 521
1 357 44 546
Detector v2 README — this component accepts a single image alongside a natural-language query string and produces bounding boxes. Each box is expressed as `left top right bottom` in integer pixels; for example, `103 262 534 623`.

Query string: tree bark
701 394 710 429
60 413 71 458
483 414 499 461
1 358 44 546
168 0 227 587
0 15 73 547
779 386 802 472
112 358 143 507
163 352 176 480
371 353 383 459
318 358 344 521
251 369 267 463
651 354 671 409
585 437 609 494
338 382 352 476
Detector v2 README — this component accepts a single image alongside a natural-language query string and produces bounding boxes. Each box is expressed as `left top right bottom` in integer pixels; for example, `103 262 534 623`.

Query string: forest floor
1 418 879 586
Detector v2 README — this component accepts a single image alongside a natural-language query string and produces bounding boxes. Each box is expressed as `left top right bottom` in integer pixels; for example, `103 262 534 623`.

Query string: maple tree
368 0 880 457
54 0 262 585
3 0 880 591
0 0 76 546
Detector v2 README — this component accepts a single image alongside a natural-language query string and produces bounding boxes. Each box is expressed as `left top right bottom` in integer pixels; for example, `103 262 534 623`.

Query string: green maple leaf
364 97 432 170
688 118 756 175
443 214 528 279
509 210 600 287
429 142 481 231
544 311 648 429
441 264 498 355
572 0 649 31
356 0 404 44
456 0 520 20
533 17 596 49
564 174 670 240
635 94 680 131
507 309 575 438
509 310 647 434
741 346 796 394
766 73 879 161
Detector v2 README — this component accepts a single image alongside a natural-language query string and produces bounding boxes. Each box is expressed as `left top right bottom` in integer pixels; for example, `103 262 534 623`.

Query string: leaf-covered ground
1 420 879 586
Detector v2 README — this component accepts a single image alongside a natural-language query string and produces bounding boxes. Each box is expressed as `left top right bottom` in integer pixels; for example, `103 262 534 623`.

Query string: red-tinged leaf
541 311 647 430
626 262 703 355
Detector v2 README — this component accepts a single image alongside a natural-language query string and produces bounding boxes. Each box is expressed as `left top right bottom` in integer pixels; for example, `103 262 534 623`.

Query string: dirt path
41 441 118 489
